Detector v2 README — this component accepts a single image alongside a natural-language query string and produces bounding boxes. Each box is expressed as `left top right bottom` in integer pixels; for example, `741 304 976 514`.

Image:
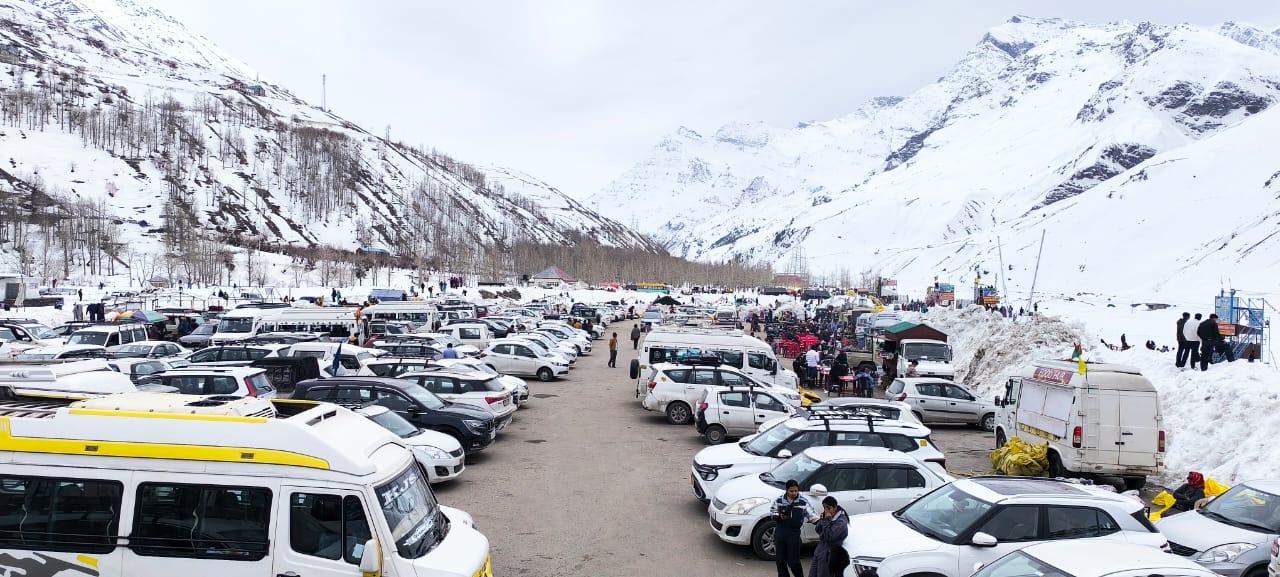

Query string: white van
440 323 492 350
0 358 138 396
0 392 492 577
65 323 149 349
258 307 360 343
288 342 383 376
993 360 1164 489
363 301 439 331
209 308 275 346
631 326 798 390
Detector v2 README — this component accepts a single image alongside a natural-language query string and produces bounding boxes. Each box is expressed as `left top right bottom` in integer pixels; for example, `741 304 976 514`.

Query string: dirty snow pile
917 306 1280 484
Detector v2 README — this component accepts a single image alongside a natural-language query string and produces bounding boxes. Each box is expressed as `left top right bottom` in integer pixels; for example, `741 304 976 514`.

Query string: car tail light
895 393 907 401
243 377 258 397
1271 537 1278 558
1158 430 1165 453
485 395 505 405
647 381 657 390
1072 426 1082 448
698 402 708 413
478 352 487 358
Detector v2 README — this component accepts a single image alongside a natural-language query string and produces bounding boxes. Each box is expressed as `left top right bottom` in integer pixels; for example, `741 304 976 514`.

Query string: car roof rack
803 410 891 432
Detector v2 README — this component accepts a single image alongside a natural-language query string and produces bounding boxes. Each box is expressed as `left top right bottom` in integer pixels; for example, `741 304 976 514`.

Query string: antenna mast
322 74 327 111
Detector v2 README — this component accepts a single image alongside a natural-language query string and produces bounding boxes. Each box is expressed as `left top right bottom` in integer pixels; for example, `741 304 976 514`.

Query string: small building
881 321 948 343
0 44 23 65
0 274 41 304
246 84 266 96
529 266 576 289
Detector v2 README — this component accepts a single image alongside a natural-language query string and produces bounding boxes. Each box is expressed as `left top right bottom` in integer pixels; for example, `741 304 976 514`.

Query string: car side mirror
777 449 793 459
993 395 1002 407
358 538 381 573
970 532 998 547
809 483 828 497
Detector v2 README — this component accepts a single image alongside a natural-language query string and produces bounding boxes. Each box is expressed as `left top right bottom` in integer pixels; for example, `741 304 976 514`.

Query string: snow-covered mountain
0 0 657 279
590 16 1280 301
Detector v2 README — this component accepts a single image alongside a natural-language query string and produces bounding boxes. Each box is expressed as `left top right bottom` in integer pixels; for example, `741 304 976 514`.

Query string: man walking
607 332 618 368
1175 312 1192 368
1197 314 1221 371
630 324 641 350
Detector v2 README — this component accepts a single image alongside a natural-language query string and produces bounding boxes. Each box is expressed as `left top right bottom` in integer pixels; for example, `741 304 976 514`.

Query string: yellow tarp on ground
1149 477 1231 521
990 437 1049 476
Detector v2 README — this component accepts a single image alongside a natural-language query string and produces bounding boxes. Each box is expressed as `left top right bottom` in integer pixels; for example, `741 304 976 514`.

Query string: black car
291 377 497 453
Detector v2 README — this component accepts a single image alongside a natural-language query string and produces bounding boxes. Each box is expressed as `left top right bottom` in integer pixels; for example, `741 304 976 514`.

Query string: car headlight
852 557 884 577
464 419 488 433
724 497 771 515
1197 543 1256 563
414 445 451 460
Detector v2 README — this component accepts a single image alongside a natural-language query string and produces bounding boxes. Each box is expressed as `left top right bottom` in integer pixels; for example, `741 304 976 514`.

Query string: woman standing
809 496 850 577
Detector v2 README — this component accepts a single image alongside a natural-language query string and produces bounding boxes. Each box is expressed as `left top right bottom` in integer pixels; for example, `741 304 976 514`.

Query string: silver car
886 377 997 431
1158 480 1280 577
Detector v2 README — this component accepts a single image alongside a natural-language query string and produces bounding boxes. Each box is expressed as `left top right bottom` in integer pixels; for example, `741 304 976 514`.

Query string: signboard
1217 322 1236 336
1032 366 1074 386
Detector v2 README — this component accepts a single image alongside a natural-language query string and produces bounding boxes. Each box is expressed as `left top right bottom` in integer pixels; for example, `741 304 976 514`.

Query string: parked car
156 366 277 398
643 360 801 425
758 398 921 433
709 446 952 559
431 357 531 407
973 541 1217 577
842 476 1167 577
291 377 497 454
508 331 578 363
398 368 517 431
112 340 190 359
888 377 997 431
1157 480 1280 577
696 384 797 444
353 404 466 484
184 343 292 366
177 321 218 349
482 340 570 382
533 325 591 355
690 412 946 503
15 344 108 360
106 358 187 386
410 333 481 357
360 356 440 377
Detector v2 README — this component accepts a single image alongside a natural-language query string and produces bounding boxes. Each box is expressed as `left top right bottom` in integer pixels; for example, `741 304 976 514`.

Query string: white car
643 362 802 425
409 332 481 356
509 331 578 363
112 340 190 359
844 477 1168 577
533 326 591 355
691 413 947 503
184 344 292 366
482 339 571 382
696 385 797 444
887 377 997 431
974 541 1217 577
399 368 517 430
757 398 922 433
431 357 530 407
709 446 953 559
354 404 465 484
15 344 108 360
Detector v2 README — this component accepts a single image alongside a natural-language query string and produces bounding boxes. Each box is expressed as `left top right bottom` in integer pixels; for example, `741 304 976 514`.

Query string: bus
635 283 669 294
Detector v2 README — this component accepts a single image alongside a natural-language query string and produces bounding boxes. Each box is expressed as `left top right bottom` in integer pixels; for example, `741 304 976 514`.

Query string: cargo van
993 360 1164 489
363 301 439 330
65 323 149 349
631 326 798 391
440 323 492 350
209 307 275 346
0 392 492 577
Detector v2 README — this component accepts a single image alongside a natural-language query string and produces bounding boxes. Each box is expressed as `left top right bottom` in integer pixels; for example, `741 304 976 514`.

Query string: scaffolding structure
1214 290 1268 363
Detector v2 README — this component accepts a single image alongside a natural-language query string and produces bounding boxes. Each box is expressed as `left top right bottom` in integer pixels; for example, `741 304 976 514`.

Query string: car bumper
1193 561 1252 577
425 455 466 483
641 395 662 412
495 414 514 431
708 507 756 546
466 428 498 452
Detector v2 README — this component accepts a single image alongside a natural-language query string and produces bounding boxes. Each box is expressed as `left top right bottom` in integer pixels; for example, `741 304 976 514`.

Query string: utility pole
1027 230 1046 313
996 235 1008 302
322 74 327 111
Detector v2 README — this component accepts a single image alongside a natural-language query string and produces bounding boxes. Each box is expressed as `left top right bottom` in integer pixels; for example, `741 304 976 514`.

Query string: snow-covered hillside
590 16 1280 304
0 0 657 283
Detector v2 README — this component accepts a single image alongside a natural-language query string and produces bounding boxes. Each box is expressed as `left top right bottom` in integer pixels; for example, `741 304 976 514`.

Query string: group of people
796 345 877 397
771 480 850 577
1174 312 1234 371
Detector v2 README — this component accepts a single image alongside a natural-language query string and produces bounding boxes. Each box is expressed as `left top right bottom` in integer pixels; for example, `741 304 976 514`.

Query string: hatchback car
431 357 530 407
184 344 291 366
1158 479 1280 577
113 340 189 359
696 385 796 444
975 541 1218 577
644 362 802 425
157 366 277 398
399 368 517 430
888 377 997 431
482 340 570 382
353 404 465 484
177 321 218 349
107 358 187 386
843 477 1167 577
709 446 952 559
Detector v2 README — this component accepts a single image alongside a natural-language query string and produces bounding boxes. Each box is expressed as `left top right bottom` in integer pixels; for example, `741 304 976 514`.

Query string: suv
398 368 517 431
157 366 277 398
846 477 1167 577
291 377 497 453
690 411 945 503
482 339 570 382
642 359 801 425
184 344 291 366
888 377 997 431
696 385 796 444
709 446 953 560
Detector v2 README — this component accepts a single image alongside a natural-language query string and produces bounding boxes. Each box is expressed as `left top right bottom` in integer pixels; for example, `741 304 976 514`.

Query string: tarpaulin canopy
369 289 406 301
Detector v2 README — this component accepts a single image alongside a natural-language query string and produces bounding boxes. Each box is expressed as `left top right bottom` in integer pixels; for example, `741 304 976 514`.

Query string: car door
999 377 1022 438
750 390 792 429
686 369 717 406
273 487 376 577
870 465 931 511
800 465 873 542
511 344 540 375
714 390 756 435
1043 505 1124 542
957 505 1043 572
913 382 950 422
942 383 981 424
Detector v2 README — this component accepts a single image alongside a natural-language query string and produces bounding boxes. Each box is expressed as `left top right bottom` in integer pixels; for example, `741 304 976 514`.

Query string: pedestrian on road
1175 312 1192 368
771 479 813 577
442 343 459 359
608 333 618 368
809 496 850 577
630 324 641 350
1196 314 1221 371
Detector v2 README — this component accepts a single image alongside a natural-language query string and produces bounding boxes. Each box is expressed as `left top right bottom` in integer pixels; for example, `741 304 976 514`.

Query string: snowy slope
591 16 1280 304
0 0 655 276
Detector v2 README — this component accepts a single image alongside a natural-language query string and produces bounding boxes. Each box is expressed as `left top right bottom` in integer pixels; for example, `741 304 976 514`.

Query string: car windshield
218 317 254 334
403 384 447 410
66 332 108 346
972 550 1072 577
375 464 443 559
743 423 799 456
367 409 420 438
25 326 57 339
762 453 824 488
433 335 463 348
191 324 216 335
470 364 500 376
1200 484 1280 533
895 484 994 544
116 344 151 354
904 343 951 362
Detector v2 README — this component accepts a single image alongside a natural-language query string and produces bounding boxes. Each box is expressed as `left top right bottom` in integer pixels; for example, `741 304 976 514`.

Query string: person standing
1184 313 1202 367
804 346 820 389
442 343 459 359
607 333 618 368
809 496 850 577
630 324 642 350
771 480 813 577
1196 314 1221 371
1174 313 1192 368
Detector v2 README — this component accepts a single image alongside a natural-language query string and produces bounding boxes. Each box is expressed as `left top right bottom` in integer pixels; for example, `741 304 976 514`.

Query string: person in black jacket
827 350 849 393
770 480 814 577
1172 471 1207 513
1174 312 1192 367
1197 314 1222 371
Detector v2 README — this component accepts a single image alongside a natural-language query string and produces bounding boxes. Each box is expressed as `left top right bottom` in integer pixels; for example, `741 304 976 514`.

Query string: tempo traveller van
631 326 798 391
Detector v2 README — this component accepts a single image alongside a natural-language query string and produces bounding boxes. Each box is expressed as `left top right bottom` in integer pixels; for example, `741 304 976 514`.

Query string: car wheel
751 519 777 561
979 413 995 432
574 345 582 355
1047 451 1066 478
1123 476 1147 491
857 362 876 373
704 424 727 445
666 402 692 425
995 429 1007 449
536 367 554 382
628 359 640 380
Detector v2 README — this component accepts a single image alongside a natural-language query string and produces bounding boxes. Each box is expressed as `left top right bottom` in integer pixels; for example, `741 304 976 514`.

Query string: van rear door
1113 390 1161 467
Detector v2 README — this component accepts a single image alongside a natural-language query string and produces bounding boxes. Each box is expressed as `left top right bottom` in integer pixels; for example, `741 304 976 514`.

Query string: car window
944 385 973 400
719 391 750 408
221 349 249 362
808 466 871 492
714 351 744 368
915 383 942 397
514 346 535 357
664 369 691 383
369 364 395 377
493 344 511 355
188 349 219 362
832 431 887 447
339 355 360 370
691 369 717 386
135 361 164 375
333 387 374 403
1045 506 1120 539
979 505 1041 542
882 433 922 453
717 371 748 387
887 380 905 394
876 466 926 489
779 431 828 455
210 376 239 395
460 328 481 339
748 353 772 370
0 328 15 341
753 392 787 413
167 376 206 395
374 390 414 412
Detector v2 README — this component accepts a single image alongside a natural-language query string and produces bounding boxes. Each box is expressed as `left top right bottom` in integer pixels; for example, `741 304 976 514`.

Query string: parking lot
437 319 999 577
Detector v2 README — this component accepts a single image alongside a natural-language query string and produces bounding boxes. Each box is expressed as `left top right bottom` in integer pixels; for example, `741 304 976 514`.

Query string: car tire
536 367 554 382
704 424 727 445
751 519 777 561
979 413 995 432
628 359 640 380
995 429 1007 449
1048 451 1067 478
1123 476 1147 491
857 362 876 373
666 401 692 425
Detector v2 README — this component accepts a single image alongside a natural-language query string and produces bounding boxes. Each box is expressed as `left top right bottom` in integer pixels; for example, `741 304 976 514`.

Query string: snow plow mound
991 437 1049 476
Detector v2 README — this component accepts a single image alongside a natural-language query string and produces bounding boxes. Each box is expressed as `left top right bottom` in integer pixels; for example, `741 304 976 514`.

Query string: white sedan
112 340 190 359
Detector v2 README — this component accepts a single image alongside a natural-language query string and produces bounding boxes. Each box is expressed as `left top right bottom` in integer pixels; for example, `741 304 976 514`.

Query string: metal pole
996 235 1008 303
1027 230 1046 313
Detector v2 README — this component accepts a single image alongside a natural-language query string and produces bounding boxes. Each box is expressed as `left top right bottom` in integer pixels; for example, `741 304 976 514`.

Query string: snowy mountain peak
982 15 1080 58
713 121 773 148
1217 21 1280 55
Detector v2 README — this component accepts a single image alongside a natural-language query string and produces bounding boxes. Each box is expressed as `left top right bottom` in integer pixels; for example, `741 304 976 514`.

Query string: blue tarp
370 289 406 302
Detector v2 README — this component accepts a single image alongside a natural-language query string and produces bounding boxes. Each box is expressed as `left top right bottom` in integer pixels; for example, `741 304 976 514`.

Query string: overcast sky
147 0 1279 200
